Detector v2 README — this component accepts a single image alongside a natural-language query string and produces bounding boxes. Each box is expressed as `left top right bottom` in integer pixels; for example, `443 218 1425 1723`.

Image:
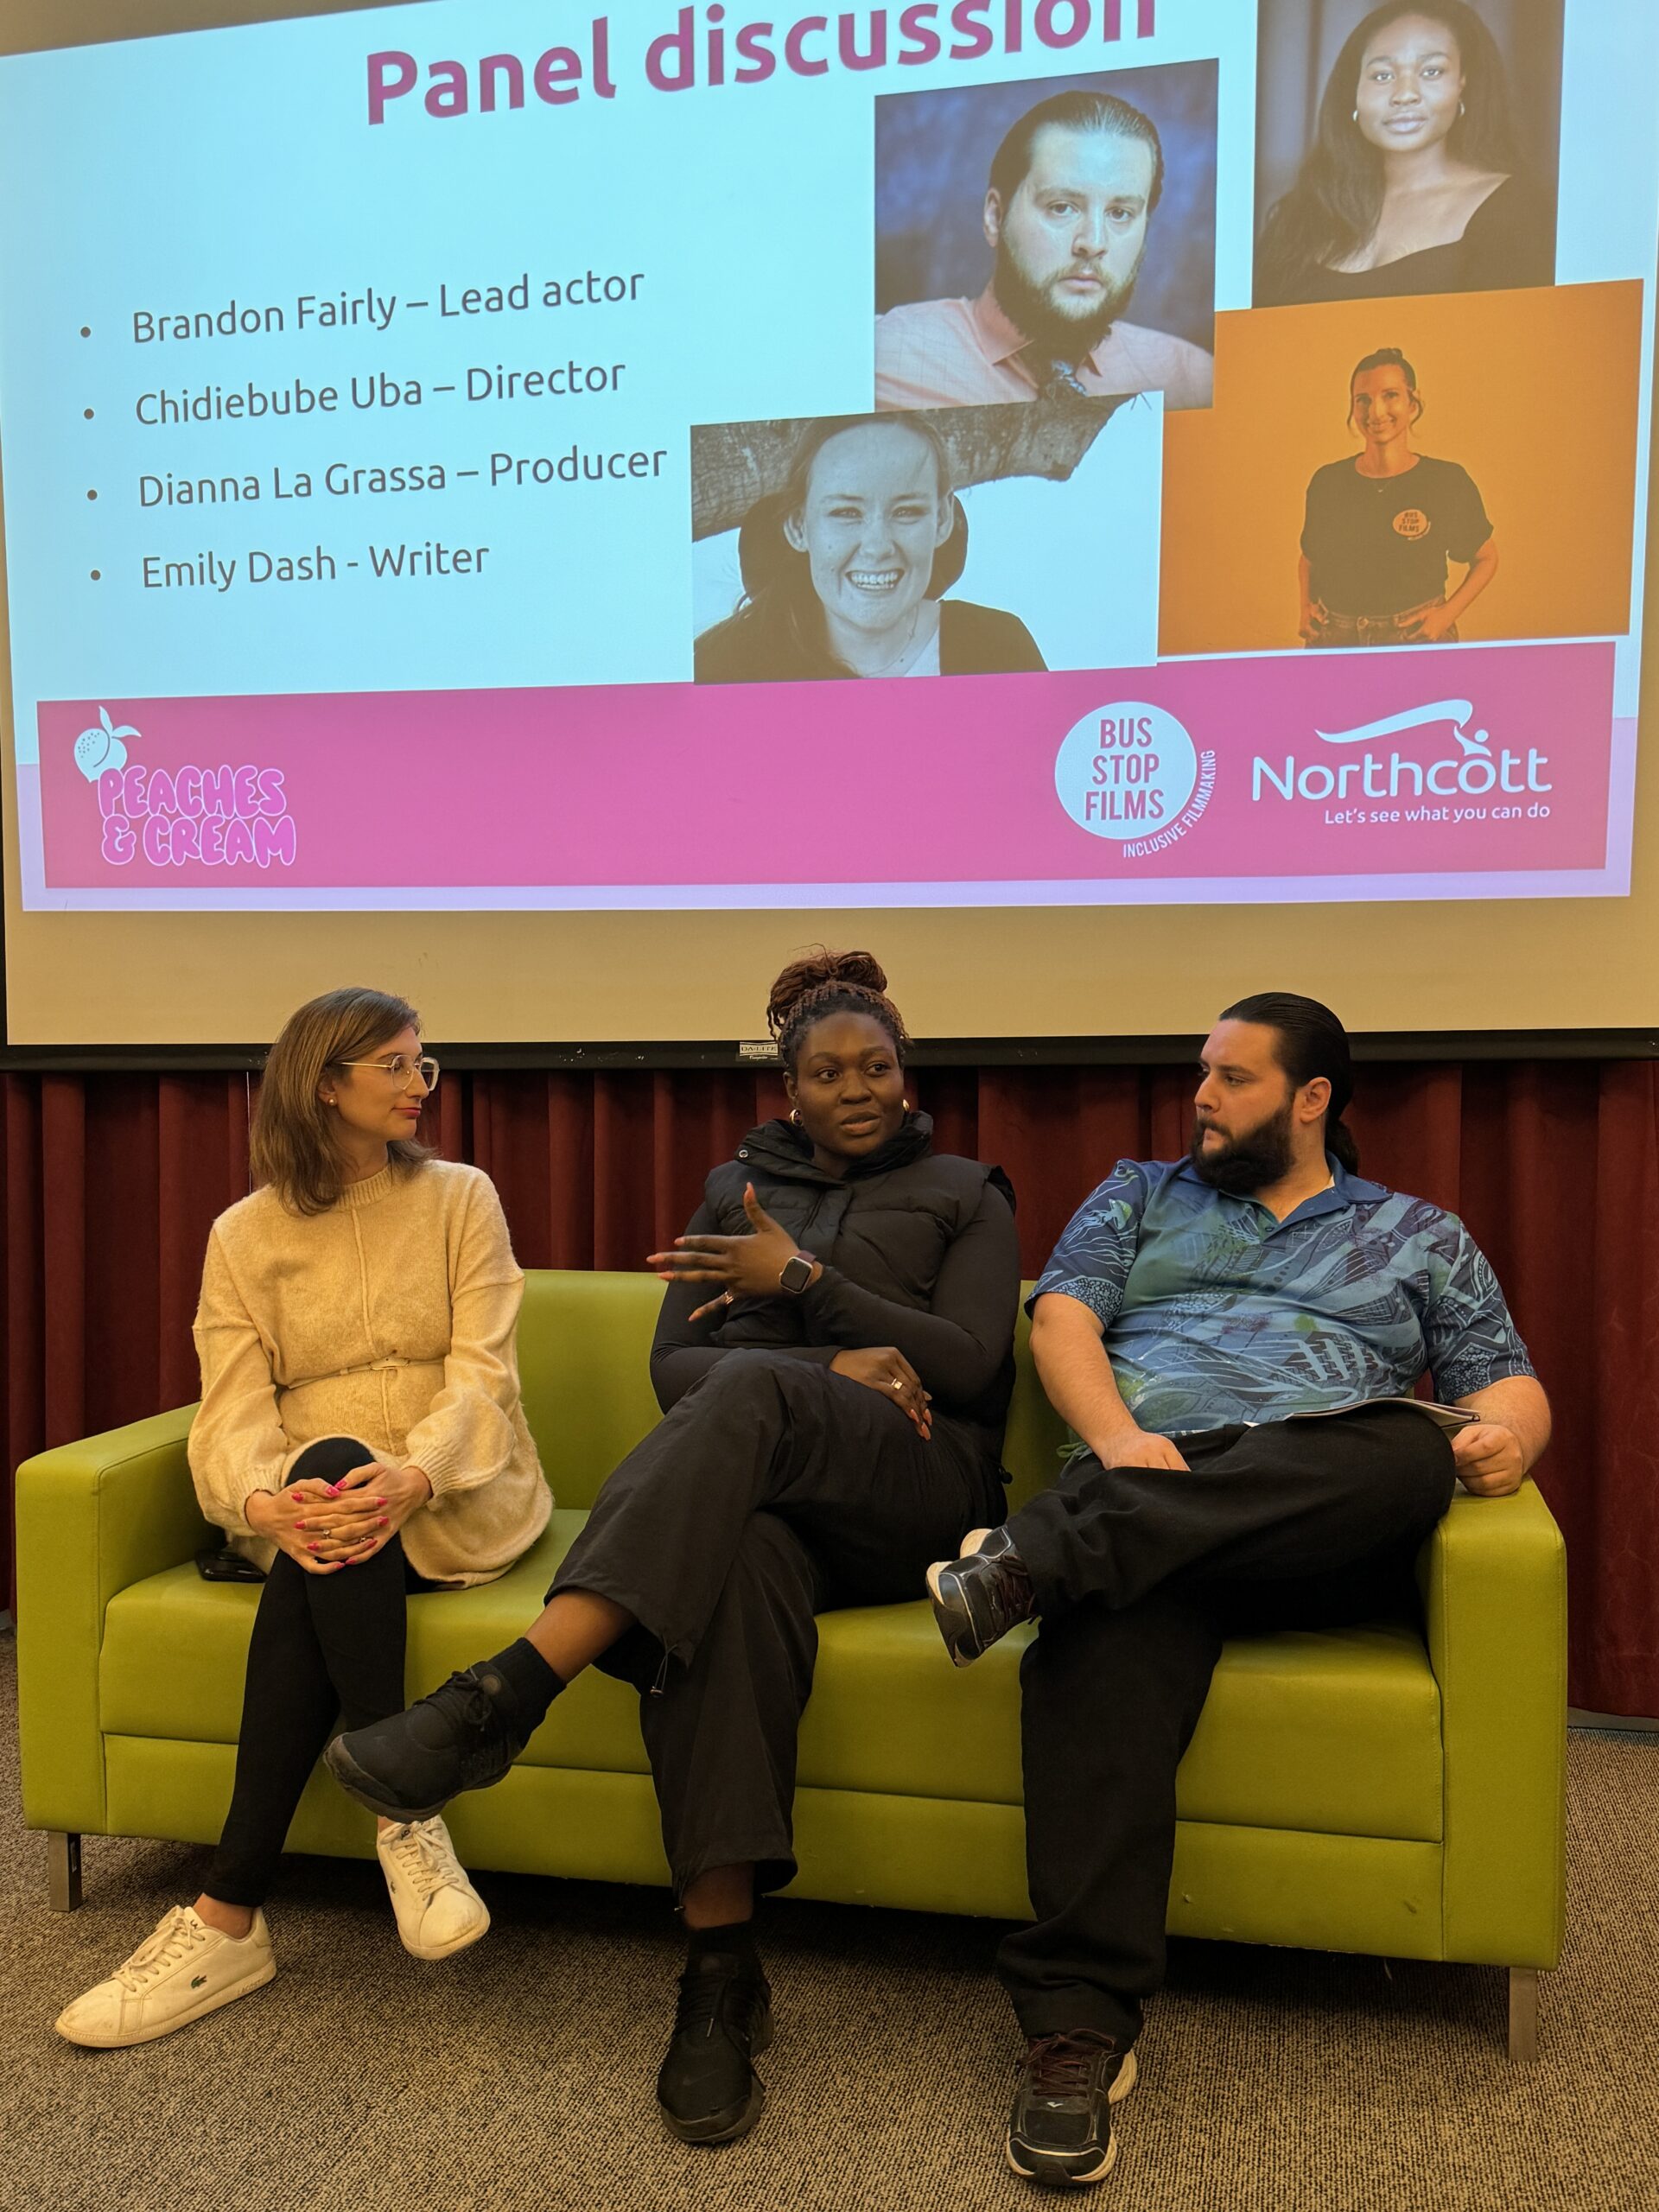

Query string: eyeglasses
335 1055 442 1090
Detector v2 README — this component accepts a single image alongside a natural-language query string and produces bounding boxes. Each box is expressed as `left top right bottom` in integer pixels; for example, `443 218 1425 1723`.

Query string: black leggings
205 1438 428 1907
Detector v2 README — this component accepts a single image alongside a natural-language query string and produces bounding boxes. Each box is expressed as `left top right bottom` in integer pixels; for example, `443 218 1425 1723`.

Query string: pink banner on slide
37 642 1614 892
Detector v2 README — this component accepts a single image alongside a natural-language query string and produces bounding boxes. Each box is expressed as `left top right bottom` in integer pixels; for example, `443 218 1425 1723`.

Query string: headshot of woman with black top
695 412 1046 682
1256 3 1554 308
1300 346 1497 647
323 949 1021 2148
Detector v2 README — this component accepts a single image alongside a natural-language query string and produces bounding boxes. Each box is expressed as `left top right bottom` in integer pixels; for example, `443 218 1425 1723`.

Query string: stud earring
902 1097 912 1111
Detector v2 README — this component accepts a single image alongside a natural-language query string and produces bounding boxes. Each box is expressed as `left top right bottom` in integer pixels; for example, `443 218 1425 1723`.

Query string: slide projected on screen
0 0 1654 916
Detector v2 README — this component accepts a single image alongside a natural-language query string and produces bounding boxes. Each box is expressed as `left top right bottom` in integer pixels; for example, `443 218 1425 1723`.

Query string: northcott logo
1253 699 1554 823
1054 702 1217 856
69 709 298 868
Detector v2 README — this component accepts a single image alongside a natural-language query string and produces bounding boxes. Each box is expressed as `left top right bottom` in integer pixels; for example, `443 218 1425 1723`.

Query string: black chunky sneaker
925 1527 1036 1666
656 1947 775 2145
1007 2031 1139 2189
324 1665 531 1821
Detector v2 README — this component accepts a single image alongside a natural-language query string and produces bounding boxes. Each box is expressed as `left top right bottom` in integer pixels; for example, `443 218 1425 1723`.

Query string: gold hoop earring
790 1108 803 1126
902 1097 912 1112
1351 108 1358 123
1459 100 1465 118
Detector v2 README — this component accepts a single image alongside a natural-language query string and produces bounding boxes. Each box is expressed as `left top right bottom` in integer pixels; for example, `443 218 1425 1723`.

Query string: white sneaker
376 1815 491 1961
54 1904 275 2048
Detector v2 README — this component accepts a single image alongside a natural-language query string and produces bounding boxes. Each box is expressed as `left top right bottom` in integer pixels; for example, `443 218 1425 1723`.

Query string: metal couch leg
1508 1967 1539 2063
48 1832 84 1912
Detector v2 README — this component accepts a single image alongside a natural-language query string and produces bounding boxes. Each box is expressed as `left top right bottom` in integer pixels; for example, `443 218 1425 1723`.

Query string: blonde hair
251 986 433 1215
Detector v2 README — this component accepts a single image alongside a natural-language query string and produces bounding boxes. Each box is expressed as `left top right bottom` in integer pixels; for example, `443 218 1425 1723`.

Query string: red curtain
3 1058 1655 1714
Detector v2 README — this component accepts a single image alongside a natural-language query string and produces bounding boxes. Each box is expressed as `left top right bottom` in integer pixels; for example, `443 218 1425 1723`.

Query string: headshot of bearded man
875 86 1215 412
986 110 1155 369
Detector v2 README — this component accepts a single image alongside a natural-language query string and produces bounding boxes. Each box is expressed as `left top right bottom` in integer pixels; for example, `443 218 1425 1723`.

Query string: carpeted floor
1 1631 1654 2212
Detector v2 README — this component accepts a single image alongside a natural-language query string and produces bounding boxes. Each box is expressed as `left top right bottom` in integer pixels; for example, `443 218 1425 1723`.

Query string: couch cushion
101 1513 1441 1842
517 1274 664 1511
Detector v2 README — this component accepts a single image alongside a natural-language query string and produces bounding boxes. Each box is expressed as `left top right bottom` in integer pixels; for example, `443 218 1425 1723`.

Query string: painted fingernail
377 1516 389 1527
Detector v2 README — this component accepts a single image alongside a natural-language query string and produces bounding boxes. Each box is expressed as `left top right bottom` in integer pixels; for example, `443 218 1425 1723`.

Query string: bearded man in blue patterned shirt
926 993 1551 2191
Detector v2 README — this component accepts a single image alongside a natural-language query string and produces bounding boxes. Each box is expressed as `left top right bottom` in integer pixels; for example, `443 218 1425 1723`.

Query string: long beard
1189 1101 1295 1196
992 237 1141 368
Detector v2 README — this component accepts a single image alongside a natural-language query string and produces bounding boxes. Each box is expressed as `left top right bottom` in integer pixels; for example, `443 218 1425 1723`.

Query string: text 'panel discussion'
0 0 1654 2206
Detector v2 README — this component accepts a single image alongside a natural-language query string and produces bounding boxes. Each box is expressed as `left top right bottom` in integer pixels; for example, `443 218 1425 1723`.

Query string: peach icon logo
74 706 138 782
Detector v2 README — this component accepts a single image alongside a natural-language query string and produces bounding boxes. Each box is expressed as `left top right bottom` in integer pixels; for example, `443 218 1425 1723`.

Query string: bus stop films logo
1054 702 1216 855
73 712 298 868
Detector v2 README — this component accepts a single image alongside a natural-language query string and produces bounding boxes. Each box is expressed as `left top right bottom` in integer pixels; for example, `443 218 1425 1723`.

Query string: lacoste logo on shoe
191 1975 207 1988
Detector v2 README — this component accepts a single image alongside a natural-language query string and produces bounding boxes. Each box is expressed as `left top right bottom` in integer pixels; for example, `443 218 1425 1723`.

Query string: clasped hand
1449 1421 1525 1497
649 1184 809 1323
246 1462 433 1574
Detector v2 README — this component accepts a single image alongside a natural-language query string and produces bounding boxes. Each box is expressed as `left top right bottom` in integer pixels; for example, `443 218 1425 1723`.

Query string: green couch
16 1270 1566 2059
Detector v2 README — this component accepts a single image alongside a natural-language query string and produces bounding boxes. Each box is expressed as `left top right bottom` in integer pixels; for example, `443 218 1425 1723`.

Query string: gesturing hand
1094 1427 1190 1473
1450 1421 1525 1497
830 1346 932 1440
648 1184 815 1323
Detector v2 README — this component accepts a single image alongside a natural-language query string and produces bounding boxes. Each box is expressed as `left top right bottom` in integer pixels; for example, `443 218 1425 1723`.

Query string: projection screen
1 0 1656 1046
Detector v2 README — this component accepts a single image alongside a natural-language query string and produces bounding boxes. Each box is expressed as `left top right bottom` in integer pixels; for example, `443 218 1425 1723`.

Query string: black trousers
551 1350 1005 1897
994 1405 1457 2044
206 1437 430 1907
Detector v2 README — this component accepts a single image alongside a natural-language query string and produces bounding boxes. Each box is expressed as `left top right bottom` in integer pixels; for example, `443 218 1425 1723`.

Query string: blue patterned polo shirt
1032 1157 1535 1438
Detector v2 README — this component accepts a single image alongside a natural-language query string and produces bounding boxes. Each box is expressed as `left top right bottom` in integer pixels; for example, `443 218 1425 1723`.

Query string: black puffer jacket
650 1112 1020 1435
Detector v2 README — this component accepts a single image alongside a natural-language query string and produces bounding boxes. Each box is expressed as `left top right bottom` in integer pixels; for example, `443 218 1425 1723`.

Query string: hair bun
766 946 888 1036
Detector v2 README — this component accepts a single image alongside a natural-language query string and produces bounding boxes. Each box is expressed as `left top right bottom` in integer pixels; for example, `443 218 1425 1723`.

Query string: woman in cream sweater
55 987 550 2049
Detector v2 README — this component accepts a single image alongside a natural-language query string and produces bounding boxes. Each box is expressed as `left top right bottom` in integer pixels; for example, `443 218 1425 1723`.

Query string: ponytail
1325 1116 1361 1175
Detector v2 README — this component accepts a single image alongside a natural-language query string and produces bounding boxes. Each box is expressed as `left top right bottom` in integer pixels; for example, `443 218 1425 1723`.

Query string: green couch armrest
16 1407 209 1835
1419 1480 1567 1969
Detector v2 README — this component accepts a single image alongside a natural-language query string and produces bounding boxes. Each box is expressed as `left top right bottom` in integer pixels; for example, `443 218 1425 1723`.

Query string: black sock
483 1637 563 1729
686 1918 759 1966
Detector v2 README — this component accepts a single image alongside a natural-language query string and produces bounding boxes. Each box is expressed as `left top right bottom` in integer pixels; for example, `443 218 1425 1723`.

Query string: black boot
325 1662 543 1821
656 1930 774 2145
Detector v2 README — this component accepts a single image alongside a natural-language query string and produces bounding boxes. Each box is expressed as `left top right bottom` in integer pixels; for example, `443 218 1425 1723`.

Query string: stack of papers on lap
1284 1397 1476 1432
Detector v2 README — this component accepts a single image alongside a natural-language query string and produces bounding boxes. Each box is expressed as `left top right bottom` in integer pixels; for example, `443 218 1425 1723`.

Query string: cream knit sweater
189 1158 551 1586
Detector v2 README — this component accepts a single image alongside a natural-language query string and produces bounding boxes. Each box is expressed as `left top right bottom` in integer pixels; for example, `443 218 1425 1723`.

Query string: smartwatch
778 1249 817 1295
